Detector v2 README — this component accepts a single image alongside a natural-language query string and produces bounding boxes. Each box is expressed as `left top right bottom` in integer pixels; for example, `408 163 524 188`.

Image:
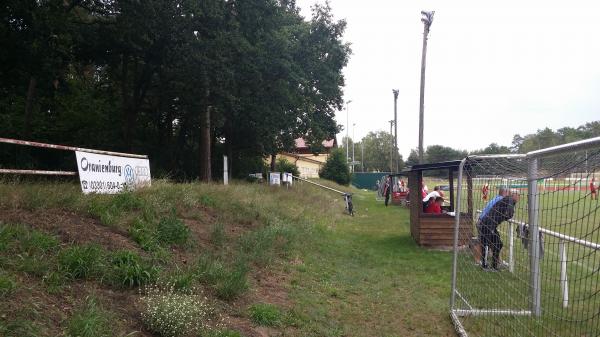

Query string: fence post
223 155 229 185
450 158 467 310
559 240 569 308
508 221 514 273
528 157 542 316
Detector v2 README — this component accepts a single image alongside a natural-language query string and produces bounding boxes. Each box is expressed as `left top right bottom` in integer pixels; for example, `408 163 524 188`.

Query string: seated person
425 196 444 214
423 185 443 203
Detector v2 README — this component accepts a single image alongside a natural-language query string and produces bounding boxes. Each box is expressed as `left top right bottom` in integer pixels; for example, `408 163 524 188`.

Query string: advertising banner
75 151 151 194
269 172 281 186
283 172 293 186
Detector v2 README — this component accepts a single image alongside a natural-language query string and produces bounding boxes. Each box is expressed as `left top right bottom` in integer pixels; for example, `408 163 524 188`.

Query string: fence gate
450 137 600 337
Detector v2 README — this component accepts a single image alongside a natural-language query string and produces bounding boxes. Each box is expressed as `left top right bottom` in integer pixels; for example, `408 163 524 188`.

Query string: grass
248 303 282 327
66 297 114 337
59 244 104 279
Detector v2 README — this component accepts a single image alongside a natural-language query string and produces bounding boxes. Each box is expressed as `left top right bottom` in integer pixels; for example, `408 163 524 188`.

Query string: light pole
389 120 395 173
361 138 364 172
419 10 434 164
346 100 352 166
393 89 399 171
352 123 356 173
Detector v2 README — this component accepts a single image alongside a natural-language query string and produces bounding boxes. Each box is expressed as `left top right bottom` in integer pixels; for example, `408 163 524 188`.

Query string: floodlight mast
418 10 434 164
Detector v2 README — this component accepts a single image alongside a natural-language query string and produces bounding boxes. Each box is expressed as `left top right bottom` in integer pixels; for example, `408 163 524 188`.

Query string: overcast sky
295 0 600 158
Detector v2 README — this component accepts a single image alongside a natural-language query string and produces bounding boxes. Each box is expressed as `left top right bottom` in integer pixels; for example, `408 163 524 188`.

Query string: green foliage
157 211 190 246
214 263 249 301
129 218 160 251
0 273 16 296
66 298 114 337
204 329 244 337
275 158 300 177
108 250 158 288
210 223 226 247
248 303 282 327
341 132 404 172
319 148 351 185
59 245 104 279
88 193 144 226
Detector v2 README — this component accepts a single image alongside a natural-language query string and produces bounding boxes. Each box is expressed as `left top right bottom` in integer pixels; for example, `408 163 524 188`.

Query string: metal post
559 240 569 308
508 222 514 273
450 158 467 310
223 155 229 185
528 158 542 316
346 100 352 167
361 140 364 172
352 123 356 173
389 120 394 173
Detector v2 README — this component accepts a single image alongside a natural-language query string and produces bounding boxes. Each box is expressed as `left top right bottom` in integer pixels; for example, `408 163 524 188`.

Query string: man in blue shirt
477 187 508 268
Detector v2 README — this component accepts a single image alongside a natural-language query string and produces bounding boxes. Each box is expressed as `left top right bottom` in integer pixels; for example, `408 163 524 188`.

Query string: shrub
58 245 103 279
319 148 351 185
66 297 114 337
248 303 281 327
108 250 158 288
157 211 190 246
275 158 300 178
140 284 220 337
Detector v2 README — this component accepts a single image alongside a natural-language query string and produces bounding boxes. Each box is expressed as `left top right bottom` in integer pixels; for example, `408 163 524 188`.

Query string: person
591 178 597 201
423 186 443 203
474 187 508 265
399 179 407 192
421 182 428 199
384 176 391 206
478 191 519 271
424 196 444 214
482 183 489 202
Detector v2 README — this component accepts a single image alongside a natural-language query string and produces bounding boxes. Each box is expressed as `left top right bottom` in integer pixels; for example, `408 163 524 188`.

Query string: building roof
294 138 336 149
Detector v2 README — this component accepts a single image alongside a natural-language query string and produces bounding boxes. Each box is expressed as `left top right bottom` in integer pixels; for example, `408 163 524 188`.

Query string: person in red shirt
425 196 444 214
591 178 597 200
482 183 489 202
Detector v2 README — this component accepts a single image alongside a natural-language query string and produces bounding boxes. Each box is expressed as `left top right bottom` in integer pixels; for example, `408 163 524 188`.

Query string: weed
200 194 216 207
140 284 221 337
194 255 226 285
248 303 282 327
59 244 104 279
0 317 41 337
88 192 143 226
17 254 52 277
214 262 249 301
108 250 158 288
66 297 114 337
210 223 226 247
157 210 190 246
165 267 195 291
0 224 27 251
43 270 67 294
21 230 60 254
129 218 159 251
0 273 16 296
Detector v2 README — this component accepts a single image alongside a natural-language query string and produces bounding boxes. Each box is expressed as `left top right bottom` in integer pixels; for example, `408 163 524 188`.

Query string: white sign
269 172 281 186
75 151 151 194
283 172 293 185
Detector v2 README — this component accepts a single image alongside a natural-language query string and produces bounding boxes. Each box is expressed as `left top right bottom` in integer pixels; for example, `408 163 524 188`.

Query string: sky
294 0 600 158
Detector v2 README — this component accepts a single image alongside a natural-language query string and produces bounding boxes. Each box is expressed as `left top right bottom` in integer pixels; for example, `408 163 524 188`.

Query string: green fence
352 172 391 190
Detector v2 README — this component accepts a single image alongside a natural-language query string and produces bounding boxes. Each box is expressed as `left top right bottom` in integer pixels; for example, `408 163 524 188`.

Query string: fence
450 137 600 337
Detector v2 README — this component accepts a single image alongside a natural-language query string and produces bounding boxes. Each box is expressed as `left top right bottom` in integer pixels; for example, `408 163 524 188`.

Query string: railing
0 137 147 176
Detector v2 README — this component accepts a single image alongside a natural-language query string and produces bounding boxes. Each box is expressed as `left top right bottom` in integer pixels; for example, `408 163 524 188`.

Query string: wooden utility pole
418 11 434 164
199 106 212 181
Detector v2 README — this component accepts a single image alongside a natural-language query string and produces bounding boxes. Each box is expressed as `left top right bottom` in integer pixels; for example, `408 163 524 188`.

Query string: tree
355 131 403 172
275 158 299 177
470 143 511 155
319 148 351 185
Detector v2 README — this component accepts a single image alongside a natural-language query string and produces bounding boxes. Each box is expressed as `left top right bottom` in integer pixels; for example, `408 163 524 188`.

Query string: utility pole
361 140 364 172
345 100 352 168
393 89 399 171
419 11 434 164
389 120 395 173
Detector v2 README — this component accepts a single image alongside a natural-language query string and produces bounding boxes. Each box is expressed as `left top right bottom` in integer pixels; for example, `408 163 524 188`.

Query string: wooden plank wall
418 215 472 247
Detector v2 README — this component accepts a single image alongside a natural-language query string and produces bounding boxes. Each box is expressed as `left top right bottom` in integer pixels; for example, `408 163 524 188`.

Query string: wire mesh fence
450 138 600 337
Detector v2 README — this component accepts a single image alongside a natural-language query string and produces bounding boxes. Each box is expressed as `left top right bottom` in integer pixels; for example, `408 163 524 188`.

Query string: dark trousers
479 226 503 269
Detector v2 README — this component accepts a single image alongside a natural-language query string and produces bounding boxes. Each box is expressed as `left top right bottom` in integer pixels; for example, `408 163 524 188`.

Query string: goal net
450 138 600 337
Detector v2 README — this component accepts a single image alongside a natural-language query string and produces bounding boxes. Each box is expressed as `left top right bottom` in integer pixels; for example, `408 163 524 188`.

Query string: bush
275 158 300 178
319 148 351 185
140 284 220 337
59 245 103 279
108 250 158 288
248 303 282 327
66 297 114 337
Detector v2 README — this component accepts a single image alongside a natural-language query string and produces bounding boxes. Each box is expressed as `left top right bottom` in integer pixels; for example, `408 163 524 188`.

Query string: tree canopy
0 0 350 179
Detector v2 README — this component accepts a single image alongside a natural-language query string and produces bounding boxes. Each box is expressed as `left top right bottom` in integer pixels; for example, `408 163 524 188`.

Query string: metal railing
0 137 147 176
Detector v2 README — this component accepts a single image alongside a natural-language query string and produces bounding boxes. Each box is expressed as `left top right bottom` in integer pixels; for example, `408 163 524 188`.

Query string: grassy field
0 178 457 337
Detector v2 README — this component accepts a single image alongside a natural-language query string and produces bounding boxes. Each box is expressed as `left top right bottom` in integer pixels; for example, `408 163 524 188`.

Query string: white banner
75 151 151 194
283 172 293 185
